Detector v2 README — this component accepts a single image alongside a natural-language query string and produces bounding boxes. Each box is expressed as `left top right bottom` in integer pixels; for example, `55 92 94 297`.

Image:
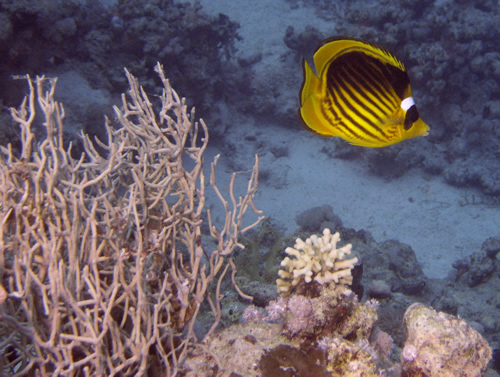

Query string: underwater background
0 0 499 374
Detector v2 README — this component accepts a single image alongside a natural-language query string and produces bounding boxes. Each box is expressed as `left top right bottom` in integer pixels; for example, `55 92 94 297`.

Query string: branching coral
0 63 263 376
276 228 358 296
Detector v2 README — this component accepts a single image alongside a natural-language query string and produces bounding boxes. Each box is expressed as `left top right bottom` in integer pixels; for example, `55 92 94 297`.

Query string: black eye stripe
404 105 419 130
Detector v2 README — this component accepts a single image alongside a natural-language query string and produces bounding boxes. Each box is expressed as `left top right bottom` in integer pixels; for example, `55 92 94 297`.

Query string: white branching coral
276 228 358 296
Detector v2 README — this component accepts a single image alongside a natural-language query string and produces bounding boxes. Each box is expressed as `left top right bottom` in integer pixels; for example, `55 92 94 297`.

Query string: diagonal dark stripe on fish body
326 66 389 142
327 85 388 145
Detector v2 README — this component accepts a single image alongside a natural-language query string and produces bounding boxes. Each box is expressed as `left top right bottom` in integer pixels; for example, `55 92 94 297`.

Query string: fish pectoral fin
384 110 405 125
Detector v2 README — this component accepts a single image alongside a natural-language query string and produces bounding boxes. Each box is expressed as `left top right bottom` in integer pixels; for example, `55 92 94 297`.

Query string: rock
366 279 392 299
401 303 491 377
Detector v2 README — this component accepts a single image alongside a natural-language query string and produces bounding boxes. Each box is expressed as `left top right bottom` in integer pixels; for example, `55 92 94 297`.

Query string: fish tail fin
299 59 338 137
300 59 322 106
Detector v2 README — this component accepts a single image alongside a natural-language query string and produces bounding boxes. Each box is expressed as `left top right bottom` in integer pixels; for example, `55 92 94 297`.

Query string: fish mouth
421 122 430 136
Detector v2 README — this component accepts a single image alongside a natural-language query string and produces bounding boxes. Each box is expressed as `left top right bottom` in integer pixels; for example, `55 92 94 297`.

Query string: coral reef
184 297 382 376
184 292 493 376
401 303 492 376
0 0 498 374
179 219 496 376
0 0 242 117
240 205 499 374
276 228 359 297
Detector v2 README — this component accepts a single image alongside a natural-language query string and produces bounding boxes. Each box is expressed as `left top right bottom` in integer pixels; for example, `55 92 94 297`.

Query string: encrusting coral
277 228 358 296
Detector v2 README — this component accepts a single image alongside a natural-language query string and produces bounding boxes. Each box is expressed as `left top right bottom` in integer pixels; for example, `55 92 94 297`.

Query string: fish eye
404 105 419 130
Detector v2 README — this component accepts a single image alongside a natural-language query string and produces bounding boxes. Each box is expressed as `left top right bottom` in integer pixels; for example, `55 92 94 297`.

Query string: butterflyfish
299 37 430 147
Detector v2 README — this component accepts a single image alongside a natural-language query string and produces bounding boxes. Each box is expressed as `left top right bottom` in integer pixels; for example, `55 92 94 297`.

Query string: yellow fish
299 37 430 147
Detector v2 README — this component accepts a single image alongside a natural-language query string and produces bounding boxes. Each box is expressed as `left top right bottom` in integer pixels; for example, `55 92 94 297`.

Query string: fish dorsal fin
312 37 406 78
